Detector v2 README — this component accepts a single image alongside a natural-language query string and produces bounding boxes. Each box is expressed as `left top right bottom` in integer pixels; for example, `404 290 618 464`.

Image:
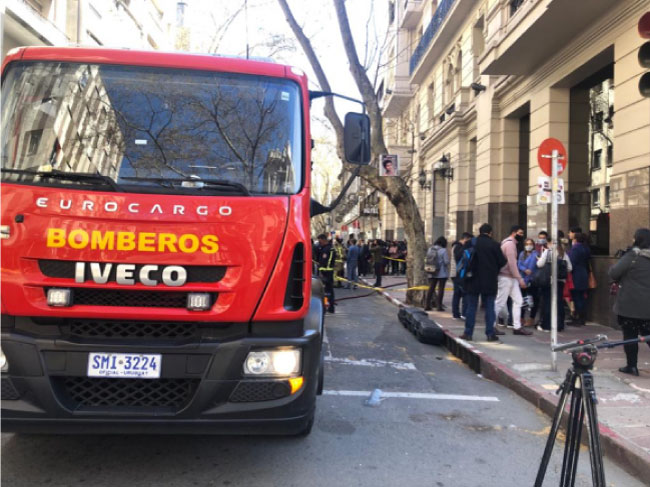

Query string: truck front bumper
1 315 321 435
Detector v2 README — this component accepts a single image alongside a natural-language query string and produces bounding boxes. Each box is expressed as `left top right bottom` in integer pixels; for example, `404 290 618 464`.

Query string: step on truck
0 47 369 435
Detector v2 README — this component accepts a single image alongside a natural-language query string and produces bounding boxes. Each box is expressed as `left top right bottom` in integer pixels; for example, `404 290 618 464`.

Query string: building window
25 0 43 13
427 82 435 123
26 130 43 156
472 17 485 79
605 186 610 207
593 111 604 132
606 145 613 167
388 1 395 24
510 0 525 16
591 189 600 208
592 149 602 170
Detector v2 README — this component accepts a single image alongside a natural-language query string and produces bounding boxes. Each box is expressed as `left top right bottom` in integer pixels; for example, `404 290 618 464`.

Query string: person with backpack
460 224 507 342
451 233 472 319
424 237 450 311
536 235 572 332
609 228 650 376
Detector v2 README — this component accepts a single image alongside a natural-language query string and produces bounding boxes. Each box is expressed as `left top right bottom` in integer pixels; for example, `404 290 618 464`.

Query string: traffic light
639 12 650 97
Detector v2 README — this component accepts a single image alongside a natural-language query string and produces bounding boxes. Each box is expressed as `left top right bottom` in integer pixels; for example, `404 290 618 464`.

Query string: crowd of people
425 224 650 375
425 224 597 342
312 234 408 313
314 225 650 375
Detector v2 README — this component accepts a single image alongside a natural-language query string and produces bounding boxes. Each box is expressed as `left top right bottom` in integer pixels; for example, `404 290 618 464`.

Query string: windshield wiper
120 176 250 195
1 168 121 192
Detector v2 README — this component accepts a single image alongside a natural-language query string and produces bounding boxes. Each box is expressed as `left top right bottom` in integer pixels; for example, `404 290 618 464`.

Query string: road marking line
323 390 499 402
325 356 416 370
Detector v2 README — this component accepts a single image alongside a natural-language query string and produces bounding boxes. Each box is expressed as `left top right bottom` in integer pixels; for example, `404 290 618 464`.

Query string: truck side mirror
343 113 371 165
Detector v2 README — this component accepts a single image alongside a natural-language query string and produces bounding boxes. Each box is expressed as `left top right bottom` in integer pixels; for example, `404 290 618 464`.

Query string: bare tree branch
277 0 344 158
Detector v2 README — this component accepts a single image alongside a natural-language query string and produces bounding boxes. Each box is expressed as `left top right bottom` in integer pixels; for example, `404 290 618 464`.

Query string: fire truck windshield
1 61 302 195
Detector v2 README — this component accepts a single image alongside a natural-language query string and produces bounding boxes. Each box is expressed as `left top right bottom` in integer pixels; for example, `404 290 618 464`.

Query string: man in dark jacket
370 240 384 287
461 223 507 342
316 234 336 313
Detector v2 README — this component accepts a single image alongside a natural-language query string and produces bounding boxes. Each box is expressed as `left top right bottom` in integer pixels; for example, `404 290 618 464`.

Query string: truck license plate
87 353 161 379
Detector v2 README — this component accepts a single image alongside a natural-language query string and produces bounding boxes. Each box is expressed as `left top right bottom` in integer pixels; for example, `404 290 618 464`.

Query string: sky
170 0 389 138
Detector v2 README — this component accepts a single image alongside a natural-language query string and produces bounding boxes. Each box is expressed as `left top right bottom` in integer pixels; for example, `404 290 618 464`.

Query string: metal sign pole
550 149 559 372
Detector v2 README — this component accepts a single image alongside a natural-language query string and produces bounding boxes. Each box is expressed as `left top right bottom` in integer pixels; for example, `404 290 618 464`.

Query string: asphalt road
1 289 644 486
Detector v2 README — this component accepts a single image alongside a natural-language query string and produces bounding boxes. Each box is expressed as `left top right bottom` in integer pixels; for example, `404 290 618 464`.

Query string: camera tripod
535 333 650 487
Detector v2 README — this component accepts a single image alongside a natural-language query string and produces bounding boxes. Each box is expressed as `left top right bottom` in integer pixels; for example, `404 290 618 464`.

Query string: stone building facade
2 0 172 61
379 0 650 325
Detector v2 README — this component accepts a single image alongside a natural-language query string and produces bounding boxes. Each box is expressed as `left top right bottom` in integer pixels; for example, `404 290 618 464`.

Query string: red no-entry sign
537 138 567 176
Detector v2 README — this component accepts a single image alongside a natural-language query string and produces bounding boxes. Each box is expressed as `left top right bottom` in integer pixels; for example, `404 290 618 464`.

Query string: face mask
515 234 524 242
525 245 534 252
537 239 547 245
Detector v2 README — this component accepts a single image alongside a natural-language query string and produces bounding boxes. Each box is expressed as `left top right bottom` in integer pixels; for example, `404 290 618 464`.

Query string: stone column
609 22 650 252
527 86 571 237
474 79 521 239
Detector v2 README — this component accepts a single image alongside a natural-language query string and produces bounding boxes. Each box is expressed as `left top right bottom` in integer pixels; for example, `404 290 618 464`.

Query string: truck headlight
0 348 8 373
243 349 301 377
186 293 211 311
47 288 72 307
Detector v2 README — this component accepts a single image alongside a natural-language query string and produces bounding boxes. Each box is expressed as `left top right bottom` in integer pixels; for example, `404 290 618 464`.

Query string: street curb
361 278 650 481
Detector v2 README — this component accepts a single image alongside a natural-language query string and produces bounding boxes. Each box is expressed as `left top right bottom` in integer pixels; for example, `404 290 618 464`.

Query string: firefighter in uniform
316 234 336 313
333 238 346 288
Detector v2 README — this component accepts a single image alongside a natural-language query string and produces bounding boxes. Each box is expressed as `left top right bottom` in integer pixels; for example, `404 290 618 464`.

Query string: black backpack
533 254 568 287
456 238 477 289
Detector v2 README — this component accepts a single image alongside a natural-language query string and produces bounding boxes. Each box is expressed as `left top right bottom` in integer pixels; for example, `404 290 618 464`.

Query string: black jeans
426 277 447 310
619 315 650 368
373 262 383 288
451 278 466 318
540 281 565 330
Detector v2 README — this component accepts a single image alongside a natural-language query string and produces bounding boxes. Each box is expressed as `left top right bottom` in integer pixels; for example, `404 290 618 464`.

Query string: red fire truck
0 47 369 434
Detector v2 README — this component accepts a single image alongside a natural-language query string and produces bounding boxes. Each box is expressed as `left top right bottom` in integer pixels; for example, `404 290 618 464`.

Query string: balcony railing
409 0 455 75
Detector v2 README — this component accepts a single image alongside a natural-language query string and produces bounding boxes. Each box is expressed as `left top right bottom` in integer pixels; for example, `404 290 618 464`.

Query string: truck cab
0 47 334 434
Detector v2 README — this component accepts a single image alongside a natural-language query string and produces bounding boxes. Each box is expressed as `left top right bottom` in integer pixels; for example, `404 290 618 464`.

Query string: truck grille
39 260 226 283
229 381 291 402
69 320 197 340
1 378 22 400
44 288 217 308
55 377 199 409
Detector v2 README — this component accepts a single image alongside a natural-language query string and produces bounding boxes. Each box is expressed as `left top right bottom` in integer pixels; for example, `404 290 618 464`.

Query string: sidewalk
361 274 650 480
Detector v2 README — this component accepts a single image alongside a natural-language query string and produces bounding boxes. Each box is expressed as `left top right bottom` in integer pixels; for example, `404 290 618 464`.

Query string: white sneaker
536 325 549 333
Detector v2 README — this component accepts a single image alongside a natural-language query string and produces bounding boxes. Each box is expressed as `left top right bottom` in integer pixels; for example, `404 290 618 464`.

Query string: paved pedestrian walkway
360 274 650 479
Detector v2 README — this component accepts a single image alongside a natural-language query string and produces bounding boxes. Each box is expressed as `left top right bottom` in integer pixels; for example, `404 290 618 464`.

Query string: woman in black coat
609 228 650 376
568 233 591 325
